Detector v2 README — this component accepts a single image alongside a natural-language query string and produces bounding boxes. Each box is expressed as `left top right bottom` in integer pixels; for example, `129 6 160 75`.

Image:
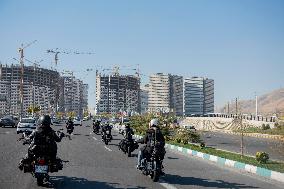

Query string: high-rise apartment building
183 77 214 116
96 72 140 114
148 73 183 116
82 84 89 112
59 76 86 117
140 84 149 114
0 64 60 116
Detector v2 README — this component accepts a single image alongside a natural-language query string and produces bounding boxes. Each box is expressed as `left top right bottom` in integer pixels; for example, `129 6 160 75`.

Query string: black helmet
39 115 52 127
125 123 130 128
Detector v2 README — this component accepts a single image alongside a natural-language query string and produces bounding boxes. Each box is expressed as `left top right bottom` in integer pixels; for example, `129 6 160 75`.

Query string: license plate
35 165 48 173
106 131 110 134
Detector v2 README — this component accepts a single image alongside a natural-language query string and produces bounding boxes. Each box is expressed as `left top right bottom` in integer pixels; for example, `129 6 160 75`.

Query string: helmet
39 115 52 127
68 117 72 121
150 118 158 127
125 123 130 128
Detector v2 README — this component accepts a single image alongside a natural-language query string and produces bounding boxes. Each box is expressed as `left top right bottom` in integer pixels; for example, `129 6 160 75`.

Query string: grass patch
167 141 284 173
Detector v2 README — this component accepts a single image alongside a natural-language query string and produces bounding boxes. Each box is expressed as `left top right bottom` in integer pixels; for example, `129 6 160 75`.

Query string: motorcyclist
93 119 101 133
101 122 112 140
124 123 134 140
136 118 165 170
19 115 65 170
66 117 74 132
119 123 134 151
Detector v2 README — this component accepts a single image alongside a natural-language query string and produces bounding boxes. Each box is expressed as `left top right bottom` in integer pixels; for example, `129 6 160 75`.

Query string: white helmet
150 118 158 127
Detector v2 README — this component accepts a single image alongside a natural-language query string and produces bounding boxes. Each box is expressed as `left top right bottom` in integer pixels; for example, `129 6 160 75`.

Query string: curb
134 134 284 183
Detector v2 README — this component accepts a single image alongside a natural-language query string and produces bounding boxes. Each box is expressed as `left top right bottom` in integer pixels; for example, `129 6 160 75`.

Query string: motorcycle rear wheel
151 170 160 182
37 177 44 186
127 146 131 157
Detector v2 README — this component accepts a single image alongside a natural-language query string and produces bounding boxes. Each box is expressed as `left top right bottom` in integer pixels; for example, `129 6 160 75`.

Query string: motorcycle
93 124 100 135
119 138 139 157
139 145 165 182
20 131 65 186
102 129 112 145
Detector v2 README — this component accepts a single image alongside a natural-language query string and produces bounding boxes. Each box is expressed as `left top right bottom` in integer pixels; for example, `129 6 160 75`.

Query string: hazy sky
0 0 283 111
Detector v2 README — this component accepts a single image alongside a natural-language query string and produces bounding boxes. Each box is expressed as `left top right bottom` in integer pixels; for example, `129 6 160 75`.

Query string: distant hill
219 88 284 117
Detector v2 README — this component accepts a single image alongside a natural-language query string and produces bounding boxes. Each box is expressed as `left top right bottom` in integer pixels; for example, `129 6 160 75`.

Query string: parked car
73 117 82 126
16 118 37 134
0 116 17 128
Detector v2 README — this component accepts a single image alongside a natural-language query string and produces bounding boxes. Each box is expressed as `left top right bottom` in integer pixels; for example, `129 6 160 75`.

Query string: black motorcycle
139 145 165 182
118 138 139 157
20 131 65 186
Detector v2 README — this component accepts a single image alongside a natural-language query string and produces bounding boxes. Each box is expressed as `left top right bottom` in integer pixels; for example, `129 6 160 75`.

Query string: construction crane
24 58 43 68
46 48 95 66
18 40 37 119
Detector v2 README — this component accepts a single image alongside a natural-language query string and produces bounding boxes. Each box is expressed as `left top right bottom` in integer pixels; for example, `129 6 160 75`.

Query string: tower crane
18 40 37 119
46 48 95 66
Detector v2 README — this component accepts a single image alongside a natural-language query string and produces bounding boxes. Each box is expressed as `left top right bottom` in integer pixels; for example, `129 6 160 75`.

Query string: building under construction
0 64 60 116
96 71 140 115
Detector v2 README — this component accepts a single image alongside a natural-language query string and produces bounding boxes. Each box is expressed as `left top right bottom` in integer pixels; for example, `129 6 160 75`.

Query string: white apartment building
148 73 183 116
183 77 214 116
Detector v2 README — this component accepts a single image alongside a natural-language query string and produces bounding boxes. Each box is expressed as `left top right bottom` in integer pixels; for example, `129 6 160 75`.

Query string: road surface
0 120 282 189
201 131 284 161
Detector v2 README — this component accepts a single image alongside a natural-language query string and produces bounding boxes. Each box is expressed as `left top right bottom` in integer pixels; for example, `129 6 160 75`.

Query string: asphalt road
201 131 284 161
0 121 283 189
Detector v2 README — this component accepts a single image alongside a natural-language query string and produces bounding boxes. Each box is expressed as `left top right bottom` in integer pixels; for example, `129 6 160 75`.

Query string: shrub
261 124 270 130
256 152 269 164
173 128 201 144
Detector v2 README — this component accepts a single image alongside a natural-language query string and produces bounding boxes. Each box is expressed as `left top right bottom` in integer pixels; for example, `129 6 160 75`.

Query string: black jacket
137 127 165 152
27 125 63 157
124 127 134 140
102 125 112 132
66 120 74 128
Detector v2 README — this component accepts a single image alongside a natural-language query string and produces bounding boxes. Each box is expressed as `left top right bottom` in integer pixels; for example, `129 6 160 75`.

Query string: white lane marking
93 136 97 141
104 146 112 151
159 179 178 189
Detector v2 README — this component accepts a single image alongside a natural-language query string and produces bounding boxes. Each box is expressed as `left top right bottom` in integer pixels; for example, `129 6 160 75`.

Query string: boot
18 159 24 171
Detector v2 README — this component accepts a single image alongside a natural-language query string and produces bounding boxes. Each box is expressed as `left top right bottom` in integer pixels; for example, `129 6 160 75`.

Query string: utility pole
255 94 258 116
236 97 244 158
